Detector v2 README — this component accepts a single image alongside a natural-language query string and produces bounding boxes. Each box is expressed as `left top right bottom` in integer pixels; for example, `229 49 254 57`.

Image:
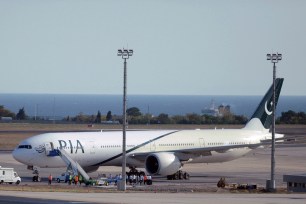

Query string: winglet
244 78 284 130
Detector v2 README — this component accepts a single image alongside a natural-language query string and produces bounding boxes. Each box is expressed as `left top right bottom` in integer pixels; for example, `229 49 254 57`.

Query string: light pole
266 52 282 192
117 48 133 191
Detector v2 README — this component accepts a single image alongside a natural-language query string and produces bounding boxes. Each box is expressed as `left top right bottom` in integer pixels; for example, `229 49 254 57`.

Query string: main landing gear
167 170 190 180
127 167 145 176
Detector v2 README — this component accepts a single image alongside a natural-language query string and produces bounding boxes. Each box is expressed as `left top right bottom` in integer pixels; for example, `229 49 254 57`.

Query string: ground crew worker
65 173 69 183
147 175 152 185
140 174 144 185
48 174 52 185
132 174 136 184
74 175 79 185
79 174 83 185
144 175 147 185
69 174 72 185
128 174 132 185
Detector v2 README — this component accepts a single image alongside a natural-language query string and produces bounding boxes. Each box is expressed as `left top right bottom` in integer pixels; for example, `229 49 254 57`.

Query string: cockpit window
18 145 32 149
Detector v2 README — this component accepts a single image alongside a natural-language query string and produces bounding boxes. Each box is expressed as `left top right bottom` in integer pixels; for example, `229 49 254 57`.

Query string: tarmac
0 126 306 203
1 191 306 204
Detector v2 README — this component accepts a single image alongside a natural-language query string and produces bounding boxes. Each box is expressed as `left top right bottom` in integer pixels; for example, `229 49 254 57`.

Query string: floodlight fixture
118 48 133 59
267 53 282 63
117 49 123 56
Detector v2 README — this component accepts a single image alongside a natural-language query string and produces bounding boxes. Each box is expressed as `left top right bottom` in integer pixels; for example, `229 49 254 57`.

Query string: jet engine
145 152 182 176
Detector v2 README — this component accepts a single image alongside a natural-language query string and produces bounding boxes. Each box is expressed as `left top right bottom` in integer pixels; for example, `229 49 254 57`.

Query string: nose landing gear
32 167 41 182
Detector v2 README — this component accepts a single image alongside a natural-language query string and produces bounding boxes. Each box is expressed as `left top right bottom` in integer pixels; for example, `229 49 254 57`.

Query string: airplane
13 78 284 179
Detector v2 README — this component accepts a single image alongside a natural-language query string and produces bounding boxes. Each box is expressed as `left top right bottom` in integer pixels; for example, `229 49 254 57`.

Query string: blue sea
0 94 305 119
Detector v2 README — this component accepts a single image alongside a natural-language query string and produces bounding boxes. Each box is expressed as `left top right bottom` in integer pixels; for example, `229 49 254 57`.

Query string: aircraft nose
12 148 23 163
12 146 32 164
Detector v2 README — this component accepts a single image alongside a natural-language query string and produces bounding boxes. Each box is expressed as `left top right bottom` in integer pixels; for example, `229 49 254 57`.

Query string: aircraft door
199 138 205 147
150 142 156 151
89 141 95 154
44 142 53 155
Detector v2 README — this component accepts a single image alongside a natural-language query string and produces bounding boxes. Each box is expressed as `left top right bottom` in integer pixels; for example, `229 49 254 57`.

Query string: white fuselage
12 128 271 169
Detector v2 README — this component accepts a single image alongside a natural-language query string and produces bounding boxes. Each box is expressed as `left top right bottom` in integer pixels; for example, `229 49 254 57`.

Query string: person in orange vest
74 175 79 185
48 174 53 185
143 175 147 185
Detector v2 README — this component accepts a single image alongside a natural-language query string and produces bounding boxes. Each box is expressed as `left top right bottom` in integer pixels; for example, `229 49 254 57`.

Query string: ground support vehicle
96 177 109 186
56 172 70 183
85 179 97 186
0 166 21 184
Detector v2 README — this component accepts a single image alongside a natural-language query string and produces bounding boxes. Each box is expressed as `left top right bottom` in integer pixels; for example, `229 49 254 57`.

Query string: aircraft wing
128 143 264 163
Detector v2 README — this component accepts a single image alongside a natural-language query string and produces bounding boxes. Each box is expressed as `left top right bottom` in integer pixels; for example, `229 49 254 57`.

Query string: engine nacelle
145 152 181 176
83 166 99 173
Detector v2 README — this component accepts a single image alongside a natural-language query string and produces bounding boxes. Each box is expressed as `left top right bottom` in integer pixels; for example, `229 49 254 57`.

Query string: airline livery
13 78 284 178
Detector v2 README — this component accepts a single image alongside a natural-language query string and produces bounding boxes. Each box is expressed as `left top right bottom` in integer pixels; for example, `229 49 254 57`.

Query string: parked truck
0 166 21 184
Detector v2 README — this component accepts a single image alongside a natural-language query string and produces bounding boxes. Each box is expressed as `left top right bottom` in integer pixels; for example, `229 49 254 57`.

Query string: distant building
202 100 231 117
101 120 120 124
0 117 13 121
283 174 306 192
218 105 231 117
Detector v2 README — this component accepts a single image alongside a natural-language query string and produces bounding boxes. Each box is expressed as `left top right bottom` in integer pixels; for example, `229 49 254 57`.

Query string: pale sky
0 0 305 95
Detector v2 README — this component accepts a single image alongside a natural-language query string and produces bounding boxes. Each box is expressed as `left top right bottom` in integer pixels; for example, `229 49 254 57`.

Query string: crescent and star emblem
265 101 273 115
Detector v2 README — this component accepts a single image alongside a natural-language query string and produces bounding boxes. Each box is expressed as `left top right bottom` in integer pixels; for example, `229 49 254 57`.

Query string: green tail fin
248 78 284 129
